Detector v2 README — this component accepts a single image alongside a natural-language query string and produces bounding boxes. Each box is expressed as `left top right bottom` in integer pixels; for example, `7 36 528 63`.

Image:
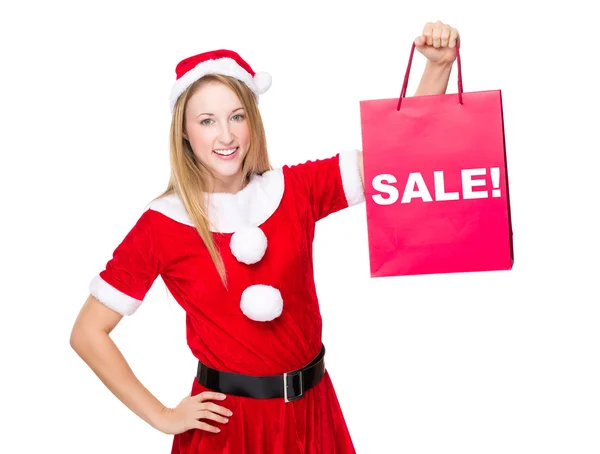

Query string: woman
70 21 460 453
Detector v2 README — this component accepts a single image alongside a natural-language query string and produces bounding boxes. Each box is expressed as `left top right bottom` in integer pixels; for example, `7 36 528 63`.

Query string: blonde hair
155 74 272 287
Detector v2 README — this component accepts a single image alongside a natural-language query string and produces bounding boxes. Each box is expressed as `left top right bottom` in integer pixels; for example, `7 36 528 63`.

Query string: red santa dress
89 150 365 453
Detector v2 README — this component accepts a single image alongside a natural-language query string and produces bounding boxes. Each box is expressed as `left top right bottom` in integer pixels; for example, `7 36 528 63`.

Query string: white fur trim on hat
230 227 268 264
89 275 142 316
339 150 366 206
169 58 271 111
240 284 283 322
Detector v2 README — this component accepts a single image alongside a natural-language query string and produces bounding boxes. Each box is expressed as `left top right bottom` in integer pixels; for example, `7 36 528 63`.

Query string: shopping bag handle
396 41 463 111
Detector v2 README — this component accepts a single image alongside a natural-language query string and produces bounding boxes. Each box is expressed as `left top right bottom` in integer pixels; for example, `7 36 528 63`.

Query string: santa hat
169 49 272 111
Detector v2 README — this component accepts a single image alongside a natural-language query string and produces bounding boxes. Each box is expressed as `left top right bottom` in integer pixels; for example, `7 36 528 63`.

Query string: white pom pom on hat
169 49 271 111
252 72 272 94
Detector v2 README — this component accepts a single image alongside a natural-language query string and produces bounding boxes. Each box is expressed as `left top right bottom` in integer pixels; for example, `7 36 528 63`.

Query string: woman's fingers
193 391 227 402
197 409 230 424
194 420 222 433
200 401 233 417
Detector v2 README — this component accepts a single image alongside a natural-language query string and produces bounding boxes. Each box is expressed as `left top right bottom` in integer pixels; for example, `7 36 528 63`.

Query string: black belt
196 344 326 403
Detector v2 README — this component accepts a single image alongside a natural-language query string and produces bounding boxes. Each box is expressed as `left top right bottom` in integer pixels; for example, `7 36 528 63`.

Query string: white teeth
213 148 237 156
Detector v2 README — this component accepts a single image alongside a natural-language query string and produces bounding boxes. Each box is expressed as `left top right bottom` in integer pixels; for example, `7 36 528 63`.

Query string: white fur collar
147 169 284 233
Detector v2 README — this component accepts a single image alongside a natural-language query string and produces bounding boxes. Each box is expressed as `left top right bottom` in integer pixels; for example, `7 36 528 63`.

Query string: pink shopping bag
359 43 514 277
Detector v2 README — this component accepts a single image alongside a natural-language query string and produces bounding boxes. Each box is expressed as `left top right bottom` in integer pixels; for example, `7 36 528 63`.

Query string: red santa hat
169 49 272 111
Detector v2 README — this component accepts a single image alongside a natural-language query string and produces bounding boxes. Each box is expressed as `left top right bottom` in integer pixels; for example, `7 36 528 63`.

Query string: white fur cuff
89 275 142 316
339 150 365 206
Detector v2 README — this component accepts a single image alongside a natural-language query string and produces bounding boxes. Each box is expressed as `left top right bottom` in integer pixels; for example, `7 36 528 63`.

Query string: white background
1 0 598 453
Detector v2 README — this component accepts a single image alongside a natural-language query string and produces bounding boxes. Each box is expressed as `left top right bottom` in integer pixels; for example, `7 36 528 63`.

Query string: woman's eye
232 114 245 121
200 118 213 126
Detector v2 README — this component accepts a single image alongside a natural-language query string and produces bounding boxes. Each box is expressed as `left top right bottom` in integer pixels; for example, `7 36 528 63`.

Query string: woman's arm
413 21 458 96
414 60 453 96
70 295 231 434
69 295 167 429
356 21 459 189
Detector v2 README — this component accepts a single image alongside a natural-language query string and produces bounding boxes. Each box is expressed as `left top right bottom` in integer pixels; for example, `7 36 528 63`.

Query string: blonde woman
70 21 460 453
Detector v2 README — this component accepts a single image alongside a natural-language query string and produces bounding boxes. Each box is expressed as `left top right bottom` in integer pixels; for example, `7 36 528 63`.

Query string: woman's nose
218 124 234 144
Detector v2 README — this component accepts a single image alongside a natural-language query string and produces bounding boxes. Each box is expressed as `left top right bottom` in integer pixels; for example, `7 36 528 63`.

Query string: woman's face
184 80 250 192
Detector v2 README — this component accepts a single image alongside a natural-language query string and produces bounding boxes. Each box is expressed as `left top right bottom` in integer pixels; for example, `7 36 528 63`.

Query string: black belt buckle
283 370 303 403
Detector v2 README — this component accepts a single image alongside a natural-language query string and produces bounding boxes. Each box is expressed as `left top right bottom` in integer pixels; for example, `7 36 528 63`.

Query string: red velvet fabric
99 154 357 453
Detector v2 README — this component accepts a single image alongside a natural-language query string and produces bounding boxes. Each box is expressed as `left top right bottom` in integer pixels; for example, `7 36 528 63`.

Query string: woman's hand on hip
156 391 233 435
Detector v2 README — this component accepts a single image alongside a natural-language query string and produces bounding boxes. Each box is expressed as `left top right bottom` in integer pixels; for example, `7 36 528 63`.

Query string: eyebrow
196 107 244 118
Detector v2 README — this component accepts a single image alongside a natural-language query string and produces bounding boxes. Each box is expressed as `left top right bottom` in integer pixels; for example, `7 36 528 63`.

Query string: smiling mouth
213 147 238 156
